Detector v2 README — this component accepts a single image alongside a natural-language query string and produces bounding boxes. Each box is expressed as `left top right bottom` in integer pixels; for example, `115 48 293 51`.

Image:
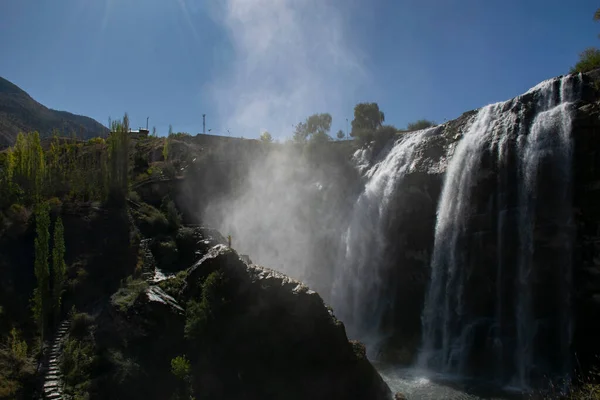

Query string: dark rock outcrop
367 71 600 377
571 89 600 371
95 244 391 400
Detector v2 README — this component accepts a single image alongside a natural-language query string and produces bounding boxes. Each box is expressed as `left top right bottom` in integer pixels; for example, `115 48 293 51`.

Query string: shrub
134 172 150 183
176 227 198 265
107 349 140 385
61 336 94 399
350 340 367 360
162 163 177 179
0 328 34 398
171 355 191 381
568 368 600 399
406 119 436 131
155 240 179 270
168 132 192 140
170 354 194 400
260 131 274 143
87 137 106 145
147 167 161 178
161 197 182 230
176 227 196 245
111 276 149 312
352 128 375 146
158 270 189 298
47 197 63 214
128 191 141 203
184 271 227 340
571 47 600 74
135 203 170 237
133 153 149 175
70 312 94 339
184 299 209 341
6 203 29 225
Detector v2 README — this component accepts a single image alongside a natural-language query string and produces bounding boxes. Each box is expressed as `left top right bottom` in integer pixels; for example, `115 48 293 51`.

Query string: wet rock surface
95 243 391 400
365 72 600 376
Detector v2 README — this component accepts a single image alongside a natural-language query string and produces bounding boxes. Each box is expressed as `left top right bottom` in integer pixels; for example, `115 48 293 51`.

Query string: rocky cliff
93 244 392 400
356 71 600 379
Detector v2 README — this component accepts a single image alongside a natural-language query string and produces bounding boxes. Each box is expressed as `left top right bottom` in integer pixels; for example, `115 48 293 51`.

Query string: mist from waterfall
419 74 581 388
330 130 433 355
202 72 584 396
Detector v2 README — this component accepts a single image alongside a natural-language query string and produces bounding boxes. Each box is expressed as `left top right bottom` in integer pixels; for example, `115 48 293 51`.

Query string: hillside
0 76 108 148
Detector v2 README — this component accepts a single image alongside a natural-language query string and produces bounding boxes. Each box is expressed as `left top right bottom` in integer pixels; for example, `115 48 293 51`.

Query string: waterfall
419 74 580 388
419 102 505 373
331 129 433 354
515 76 578 388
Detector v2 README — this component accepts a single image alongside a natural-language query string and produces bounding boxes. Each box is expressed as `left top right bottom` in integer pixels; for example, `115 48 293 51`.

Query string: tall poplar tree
32 202 50 339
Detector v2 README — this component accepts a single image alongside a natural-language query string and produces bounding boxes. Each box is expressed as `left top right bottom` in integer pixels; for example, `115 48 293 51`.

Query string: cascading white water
515 76 578 388
419 102 505 373
419 74 580 389
331 129 433 353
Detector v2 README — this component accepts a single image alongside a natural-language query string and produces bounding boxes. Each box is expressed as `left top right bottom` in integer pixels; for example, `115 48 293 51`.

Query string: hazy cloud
210 0 366 139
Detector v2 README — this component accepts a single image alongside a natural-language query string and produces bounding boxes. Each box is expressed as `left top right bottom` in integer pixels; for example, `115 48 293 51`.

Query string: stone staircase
126 205 156 282
140 238 156 282
41 319 71 399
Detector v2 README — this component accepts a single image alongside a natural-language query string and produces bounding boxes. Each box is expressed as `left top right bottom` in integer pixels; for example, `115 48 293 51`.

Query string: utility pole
346 118 349 139
146 117 149 130
203 114 206 134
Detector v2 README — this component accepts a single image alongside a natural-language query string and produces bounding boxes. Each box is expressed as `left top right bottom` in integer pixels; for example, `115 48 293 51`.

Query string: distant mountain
0 76 108 147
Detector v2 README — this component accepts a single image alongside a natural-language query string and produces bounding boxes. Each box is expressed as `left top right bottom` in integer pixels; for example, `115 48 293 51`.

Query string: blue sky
0 0 598 139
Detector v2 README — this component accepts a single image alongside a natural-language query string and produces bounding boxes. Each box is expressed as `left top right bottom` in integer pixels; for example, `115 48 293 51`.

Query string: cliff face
571 82 600 370
94 244 392 400
169 71 600 384
363 72 600 377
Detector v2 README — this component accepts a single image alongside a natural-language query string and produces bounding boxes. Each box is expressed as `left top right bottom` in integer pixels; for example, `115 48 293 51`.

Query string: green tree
27 132 45 201
171 355 193 400
184 271 226 340
571 9 600 73
571 48 600 74
406 119 436 131
260 131 274 143
350 103 385 137
293 113 332 143
163 136 171 161
336 129 345 140
5 148 15 184
13 133 27 179
52 217 66 320
12 132 45 202
309 130 332 145
108 114 130 204
47 133 62 190
0 148 17 207
171 355 191 381
161 196 182 230
32 202 51 340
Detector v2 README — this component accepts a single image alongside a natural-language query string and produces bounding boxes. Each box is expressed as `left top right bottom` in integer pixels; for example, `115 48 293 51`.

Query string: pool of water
373 363 526 400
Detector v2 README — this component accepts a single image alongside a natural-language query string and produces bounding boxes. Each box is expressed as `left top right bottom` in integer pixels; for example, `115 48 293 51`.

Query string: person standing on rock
228 235 232 248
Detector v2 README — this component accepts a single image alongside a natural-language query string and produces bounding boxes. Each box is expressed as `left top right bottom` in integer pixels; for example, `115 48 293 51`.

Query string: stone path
41 319 71 399
140 238 156 282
